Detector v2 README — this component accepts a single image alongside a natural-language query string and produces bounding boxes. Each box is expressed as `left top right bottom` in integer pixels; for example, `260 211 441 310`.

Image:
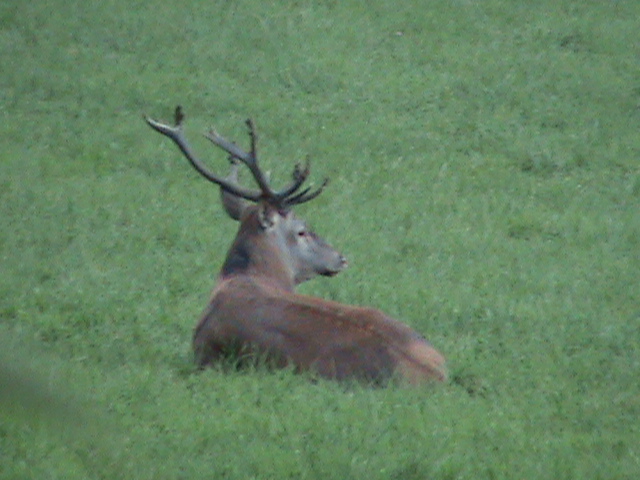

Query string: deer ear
218 159 251 221
220 189 250 221
257 203 277 229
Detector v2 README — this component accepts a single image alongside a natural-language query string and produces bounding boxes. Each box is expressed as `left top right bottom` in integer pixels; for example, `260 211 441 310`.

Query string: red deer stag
145 106 446 385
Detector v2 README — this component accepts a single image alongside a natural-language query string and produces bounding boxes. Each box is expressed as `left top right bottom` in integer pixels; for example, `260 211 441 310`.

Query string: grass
1 0 639 478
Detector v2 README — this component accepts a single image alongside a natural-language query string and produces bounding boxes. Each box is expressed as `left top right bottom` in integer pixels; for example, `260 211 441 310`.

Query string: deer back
194 275 446 384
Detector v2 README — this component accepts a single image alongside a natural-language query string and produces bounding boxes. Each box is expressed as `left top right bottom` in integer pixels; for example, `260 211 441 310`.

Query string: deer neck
219 211 296 292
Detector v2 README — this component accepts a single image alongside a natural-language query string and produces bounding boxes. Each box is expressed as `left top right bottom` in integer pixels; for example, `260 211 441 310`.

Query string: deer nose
339 255 348 269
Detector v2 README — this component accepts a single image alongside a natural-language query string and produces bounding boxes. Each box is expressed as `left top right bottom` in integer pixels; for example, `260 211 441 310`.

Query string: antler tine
145 107 262 202
205 120 276 200
246 118 258 159
286 178 330 206
276 159 311 199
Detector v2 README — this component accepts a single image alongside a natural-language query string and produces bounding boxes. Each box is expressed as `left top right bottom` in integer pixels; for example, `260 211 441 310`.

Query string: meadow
1 0 639 478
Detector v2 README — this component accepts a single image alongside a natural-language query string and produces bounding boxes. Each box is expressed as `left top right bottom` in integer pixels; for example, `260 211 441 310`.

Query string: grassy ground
1 0 639 478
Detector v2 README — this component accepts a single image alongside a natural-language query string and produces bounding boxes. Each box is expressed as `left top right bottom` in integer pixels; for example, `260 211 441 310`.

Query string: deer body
195 276 446 383
146 108 446 385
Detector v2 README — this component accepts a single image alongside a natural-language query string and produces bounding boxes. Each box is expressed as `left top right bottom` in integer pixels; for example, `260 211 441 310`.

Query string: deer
145 106 447 385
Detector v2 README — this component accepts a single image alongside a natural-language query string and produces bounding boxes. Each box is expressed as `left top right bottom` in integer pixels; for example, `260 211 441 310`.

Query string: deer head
145 107 347 291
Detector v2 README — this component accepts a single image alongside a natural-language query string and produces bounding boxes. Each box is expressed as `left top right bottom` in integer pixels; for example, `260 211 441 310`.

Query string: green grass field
1 0 639 478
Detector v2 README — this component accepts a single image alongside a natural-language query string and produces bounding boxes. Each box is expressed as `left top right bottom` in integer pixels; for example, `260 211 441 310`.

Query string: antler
145 106 262 202
145 106 329 208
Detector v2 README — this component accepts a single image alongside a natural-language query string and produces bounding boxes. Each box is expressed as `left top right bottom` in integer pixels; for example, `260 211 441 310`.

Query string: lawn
1 0 639 478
